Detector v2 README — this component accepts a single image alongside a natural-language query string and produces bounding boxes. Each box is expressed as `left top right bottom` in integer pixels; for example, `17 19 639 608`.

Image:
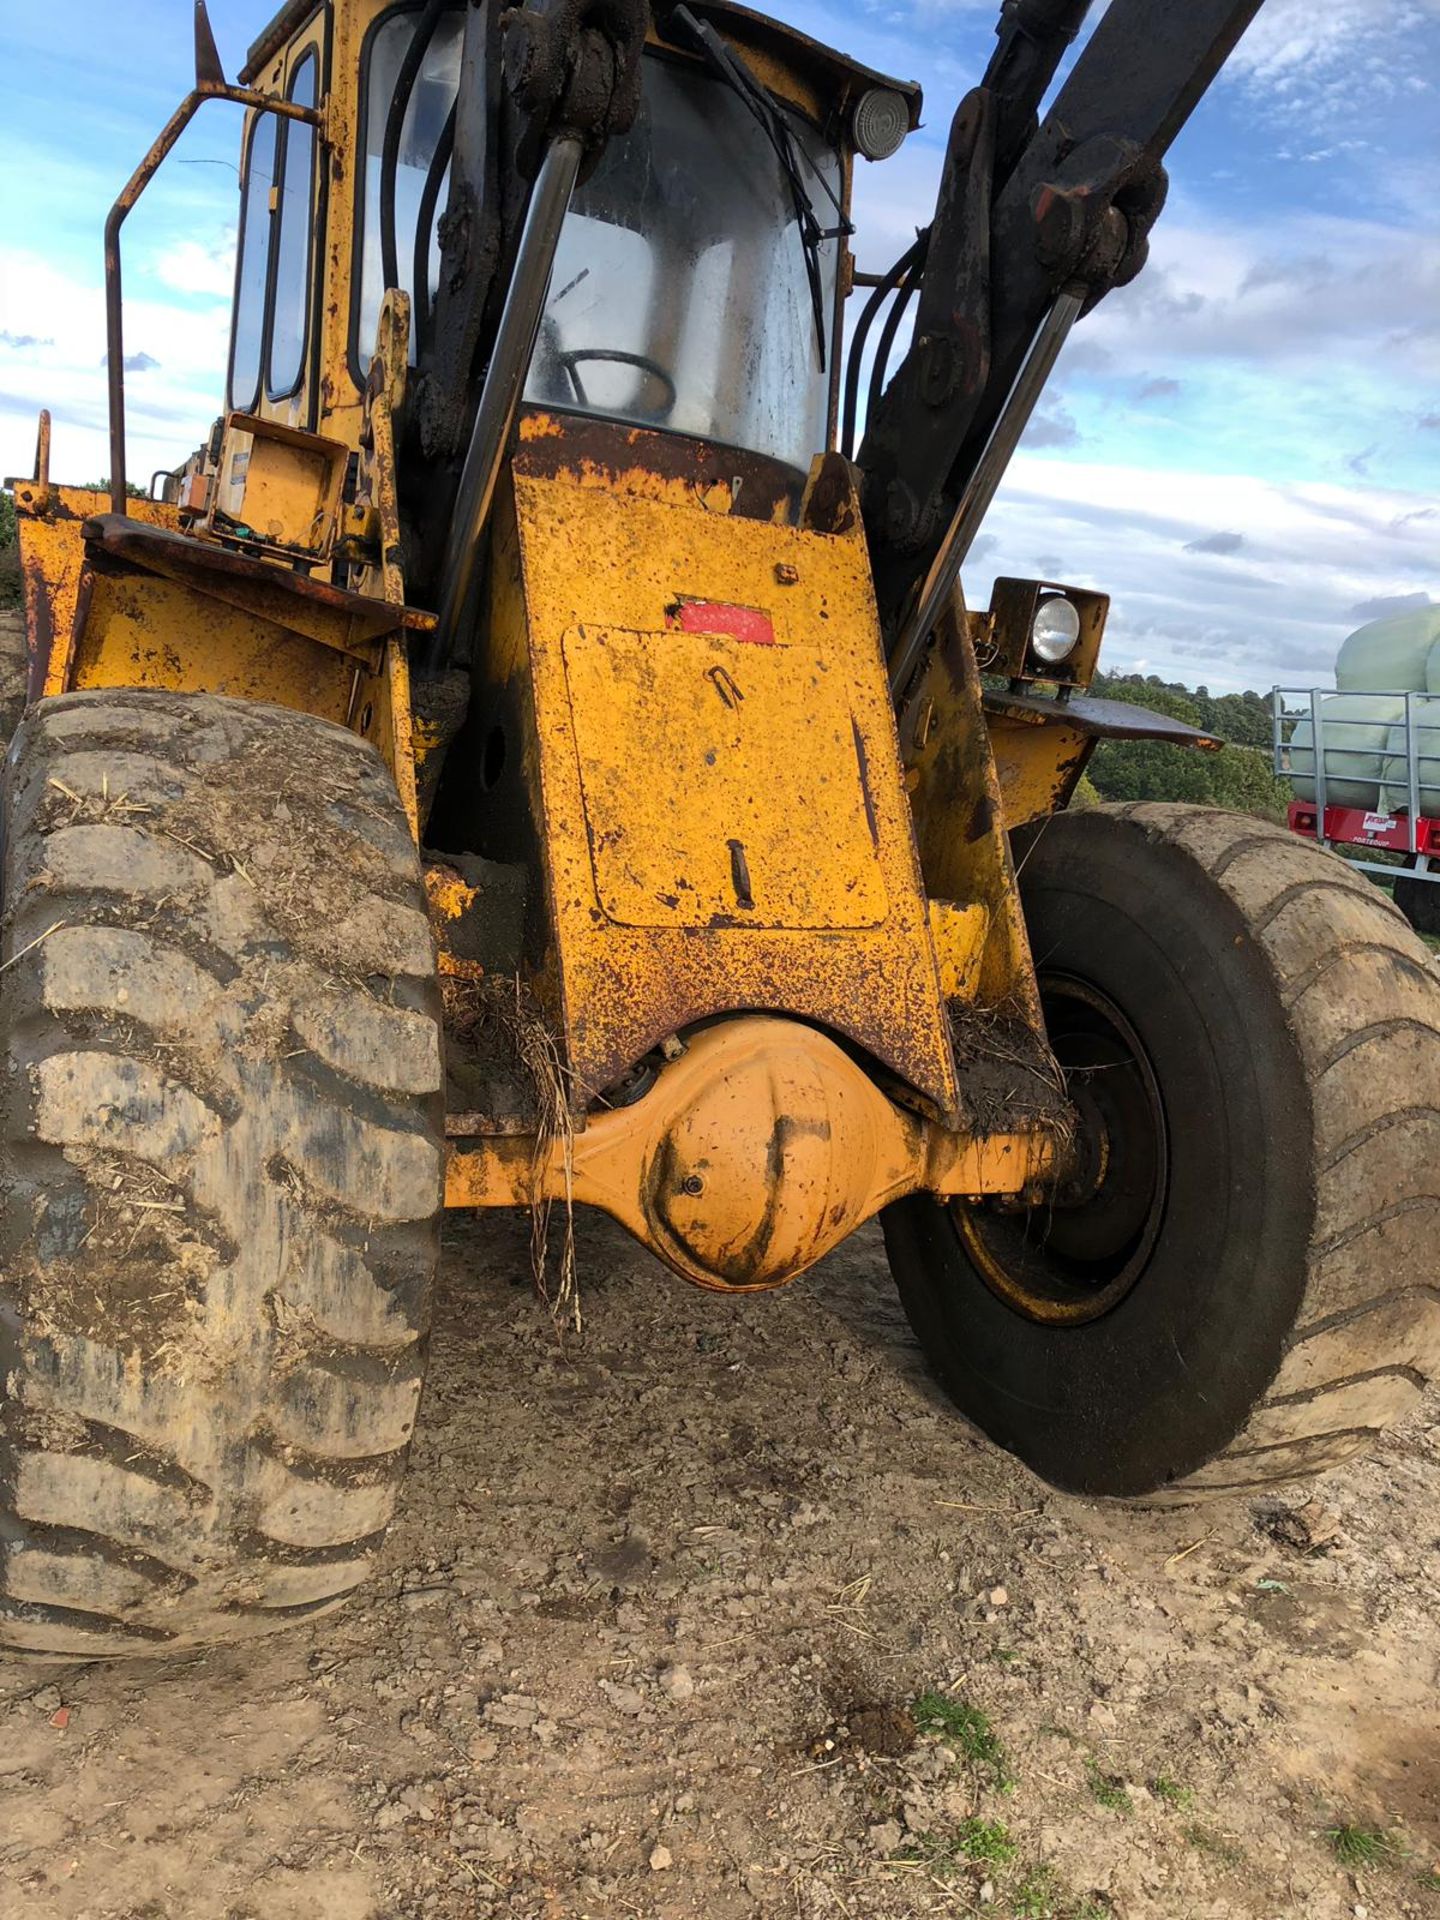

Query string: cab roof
661 2 924 129
243 1 924 127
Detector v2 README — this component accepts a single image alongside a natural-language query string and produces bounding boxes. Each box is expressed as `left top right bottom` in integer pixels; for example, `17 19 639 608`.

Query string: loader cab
520 51 845 471
342 2 919 475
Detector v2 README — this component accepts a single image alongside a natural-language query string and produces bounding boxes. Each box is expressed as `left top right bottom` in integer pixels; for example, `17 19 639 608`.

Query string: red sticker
669 600 776 646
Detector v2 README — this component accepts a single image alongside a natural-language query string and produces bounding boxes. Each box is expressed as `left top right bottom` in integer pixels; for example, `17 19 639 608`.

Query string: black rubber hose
866 272 921 451
841 232 926 459
411 101 458 356
380 0 448 300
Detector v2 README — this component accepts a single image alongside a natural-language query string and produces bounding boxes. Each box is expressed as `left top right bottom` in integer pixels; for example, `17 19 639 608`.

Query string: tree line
1078 672 1292 818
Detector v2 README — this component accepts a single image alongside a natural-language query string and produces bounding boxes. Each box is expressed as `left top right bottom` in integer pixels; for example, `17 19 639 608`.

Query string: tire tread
0 691 443 1656
1117 805 1440 1494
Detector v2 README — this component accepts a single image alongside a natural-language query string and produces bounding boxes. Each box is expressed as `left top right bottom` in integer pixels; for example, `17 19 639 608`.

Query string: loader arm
859 0 1266 649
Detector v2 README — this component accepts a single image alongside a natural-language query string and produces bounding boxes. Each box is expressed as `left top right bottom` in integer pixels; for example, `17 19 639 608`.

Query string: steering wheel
557 349 678 424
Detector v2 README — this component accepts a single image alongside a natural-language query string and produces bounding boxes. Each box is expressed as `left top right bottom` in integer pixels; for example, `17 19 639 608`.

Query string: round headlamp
1030 595 1082 666
853 88 910 162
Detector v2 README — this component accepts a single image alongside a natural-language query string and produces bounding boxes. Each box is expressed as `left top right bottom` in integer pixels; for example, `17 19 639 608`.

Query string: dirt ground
3 1208 1439 1920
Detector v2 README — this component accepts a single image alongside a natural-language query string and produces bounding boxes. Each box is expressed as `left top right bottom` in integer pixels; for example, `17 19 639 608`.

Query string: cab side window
268 52 319 400
354 5 463 372
228 112 279 412
227 49 321 413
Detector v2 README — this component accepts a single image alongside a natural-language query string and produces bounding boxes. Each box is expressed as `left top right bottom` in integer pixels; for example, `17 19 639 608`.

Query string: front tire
884 803 1440 1500
0 691 445 1657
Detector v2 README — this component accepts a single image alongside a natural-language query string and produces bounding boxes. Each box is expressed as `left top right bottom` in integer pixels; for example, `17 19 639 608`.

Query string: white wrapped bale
1335 605 1440 693
1288 693 1408 809
1380 703 1440 818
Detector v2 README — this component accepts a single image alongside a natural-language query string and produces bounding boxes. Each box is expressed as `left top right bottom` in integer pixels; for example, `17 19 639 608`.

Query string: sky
0 0 1436 693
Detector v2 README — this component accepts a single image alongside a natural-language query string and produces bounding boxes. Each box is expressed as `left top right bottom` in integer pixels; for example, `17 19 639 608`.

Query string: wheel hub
956 974 1168 1326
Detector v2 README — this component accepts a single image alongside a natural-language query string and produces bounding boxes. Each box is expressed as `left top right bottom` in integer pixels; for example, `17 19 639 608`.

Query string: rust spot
801 451 860 537
514 411 803 523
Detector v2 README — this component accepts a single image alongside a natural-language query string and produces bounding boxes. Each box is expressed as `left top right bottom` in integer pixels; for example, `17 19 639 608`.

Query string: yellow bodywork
491 413 968 1115
447 1016 1055 1290
6 0 1088 1294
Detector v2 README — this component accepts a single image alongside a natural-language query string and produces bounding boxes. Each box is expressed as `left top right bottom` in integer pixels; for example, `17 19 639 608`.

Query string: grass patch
913 1690 1015 1789
1326 1824 1401 1871
1085 1759 1133 1816
1011 1867 1062 1918
1183 1823 1245 1868
955 1817 1018 1866
898 1818 1019 1881
1152 1774 1194 1811
1010 1868 1108 1918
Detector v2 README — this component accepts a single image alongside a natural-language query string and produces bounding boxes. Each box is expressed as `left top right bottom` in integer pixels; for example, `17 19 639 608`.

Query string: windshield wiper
669 4 852 371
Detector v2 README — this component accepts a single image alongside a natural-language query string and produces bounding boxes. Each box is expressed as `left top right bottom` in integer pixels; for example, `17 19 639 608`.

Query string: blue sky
1 0 1436 690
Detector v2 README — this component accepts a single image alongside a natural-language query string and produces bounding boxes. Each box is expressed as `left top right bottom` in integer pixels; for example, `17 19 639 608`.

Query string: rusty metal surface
983 686 1225 749
80 517 435 640
64 567 360 727
445 1017 1055 1288
513 410 807 524
346 292 423 834
32 410 51 493
980 576 1111 689
900 598 1047 1036
561 622 890 930
206 414 350 561
60 520 426 825
240 0 323 82
987 711 1093 831
11 486 180 702
104 42 322 509
496 414 960 1116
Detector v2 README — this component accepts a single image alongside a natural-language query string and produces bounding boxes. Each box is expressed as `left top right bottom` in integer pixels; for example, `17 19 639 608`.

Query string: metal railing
1272 687 1440 880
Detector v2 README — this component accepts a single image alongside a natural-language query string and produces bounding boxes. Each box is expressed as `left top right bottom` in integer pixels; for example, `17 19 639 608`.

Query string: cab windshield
524 55 843 471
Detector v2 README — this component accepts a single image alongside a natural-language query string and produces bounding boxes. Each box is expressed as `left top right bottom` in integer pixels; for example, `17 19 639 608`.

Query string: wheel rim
955 974 1169 1326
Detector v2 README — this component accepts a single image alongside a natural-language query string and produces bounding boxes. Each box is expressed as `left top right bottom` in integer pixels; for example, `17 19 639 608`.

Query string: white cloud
1230 0 1440 99
1085 208 1440 384
151 235 238 303
969 456 1437 691
0 248 229 485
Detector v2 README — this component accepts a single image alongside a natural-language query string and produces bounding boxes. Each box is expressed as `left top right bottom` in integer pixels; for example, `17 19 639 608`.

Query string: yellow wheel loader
5 0 1438 1659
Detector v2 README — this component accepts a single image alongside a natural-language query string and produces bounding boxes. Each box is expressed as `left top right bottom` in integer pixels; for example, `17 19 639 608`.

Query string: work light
853 88 909 161
1030 595 1082 665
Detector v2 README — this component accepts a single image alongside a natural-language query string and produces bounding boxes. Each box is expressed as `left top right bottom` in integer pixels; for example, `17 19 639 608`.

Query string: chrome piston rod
887 285 1086 698
429 133 585 671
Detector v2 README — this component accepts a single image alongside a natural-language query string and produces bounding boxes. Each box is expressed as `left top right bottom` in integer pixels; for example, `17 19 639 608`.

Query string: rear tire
884 803 1440 1500
1392 872 1440 938
0 691 445 1657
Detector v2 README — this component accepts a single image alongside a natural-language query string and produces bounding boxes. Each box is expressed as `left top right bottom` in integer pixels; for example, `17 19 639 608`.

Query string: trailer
1273 686 1440 934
